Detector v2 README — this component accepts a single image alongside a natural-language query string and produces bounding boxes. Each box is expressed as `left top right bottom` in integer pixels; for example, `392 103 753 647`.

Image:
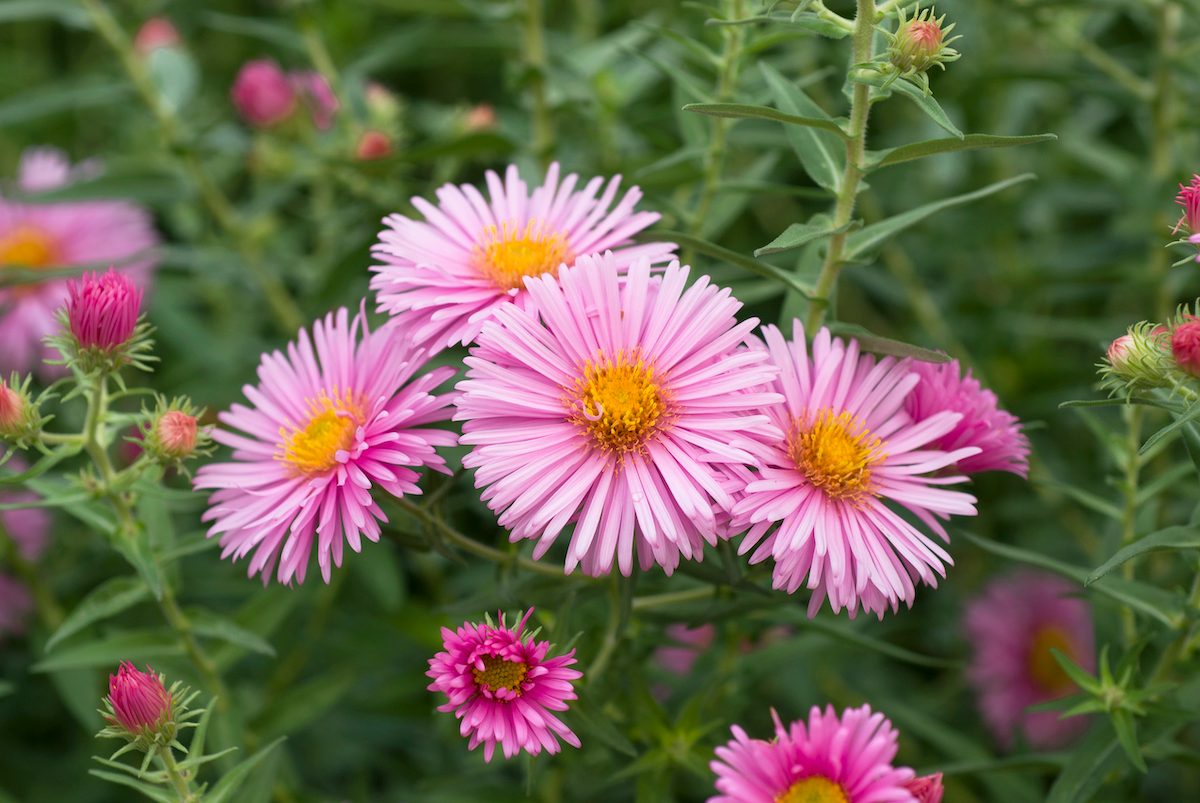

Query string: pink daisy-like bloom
710 705 917 803
455 255 782 576
1 456 51 563
0 148 158 378
371 162 676 351
732 323 980 619
964 570 1095 750
426 608 582 762
194 307 457 585
903 358 1029 477
655 623 717 676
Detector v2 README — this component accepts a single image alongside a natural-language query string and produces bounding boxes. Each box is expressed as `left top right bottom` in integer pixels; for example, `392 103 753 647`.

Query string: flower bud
0 382 23 436
134 17 181 56
1172 319 1200 377
1175 175 1200 235
465 103 497 132
0 376 42 444
365 82 400 122
355 130 393 161
231 59 297 128
1102 323 1172 391
888 6 960 76
290 71 339 131
904 773 945 803
67 269 142 352
107 662 172 735
156 411 198 458
141 398 210 469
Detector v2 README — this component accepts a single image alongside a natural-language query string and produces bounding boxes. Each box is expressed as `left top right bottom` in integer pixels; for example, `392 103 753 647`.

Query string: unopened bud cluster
1101 306 1200 395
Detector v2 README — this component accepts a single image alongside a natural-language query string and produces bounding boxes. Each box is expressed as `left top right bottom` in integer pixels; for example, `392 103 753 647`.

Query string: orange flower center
472 655 528 695
1028 625 1077 694
570 351 668 456
787 409 885 502
777 777 849 803
473 220 573 291
279 391 366 475
0 225 58 296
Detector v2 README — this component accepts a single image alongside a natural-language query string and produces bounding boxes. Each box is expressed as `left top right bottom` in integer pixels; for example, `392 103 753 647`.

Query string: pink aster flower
0 574 33 640
427 608 582 762
371 162 676 350
964 570 1095 750
904 774 944 803
903 358 1029 477
194 307 457 585
455 255 782 576
1174 174 1200 234
66 268 143 351
732 323 980 619
710 705 917 803
1172 317 1200 376
1 456 50 562
0 148 158 378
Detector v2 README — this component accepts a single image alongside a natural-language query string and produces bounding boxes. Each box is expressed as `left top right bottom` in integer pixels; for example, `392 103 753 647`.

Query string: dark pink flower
1171 319 1200 376
1174 174 1200 234
66 269 142 351
231 59 297 128
105 662 172 735
427 609 582 762
0 383 23 435
905 773 945 803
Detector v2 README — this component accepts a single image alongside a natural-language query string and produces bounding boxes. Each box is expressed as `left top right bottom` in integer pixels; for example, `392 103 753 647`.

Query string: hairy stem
1119 406 1144 646
159 746 198 803
805 0 878 332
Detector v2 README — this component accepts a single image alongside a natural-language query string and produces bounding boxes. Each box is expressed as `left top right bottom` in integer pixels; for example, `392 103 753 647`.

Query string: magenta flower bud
134 17 181 56
156 410 198 458
1106 334 1133 369
67 269 142 351
1172 319 1200 377
0 383 23 435
904 773 945 803
106 662 172 736
1174 175 1200 235
231 59 297 128
355 130 392 161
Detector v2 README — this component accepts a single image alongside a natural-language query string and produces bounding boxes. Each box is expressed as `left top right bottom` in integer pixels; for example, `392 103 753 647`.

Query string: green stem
159 746 198 803
631 585 716 611
79 0 304 334
804 0 877 333
158 585 231 711
523 0 554 169
1119 406 1144 646
586 577 624 682
689 0 748 243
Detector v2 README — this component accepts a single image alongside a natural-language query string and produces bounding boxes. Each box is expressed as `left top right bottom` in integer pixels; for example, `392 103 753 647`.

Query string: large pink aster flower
194 307 457 585
371 163 676 350
732 323 980 619
427 608 582 762
903 359 1029 477
964 570 1095 749
454 254 782 576
0 148 158 378
710 705 917 803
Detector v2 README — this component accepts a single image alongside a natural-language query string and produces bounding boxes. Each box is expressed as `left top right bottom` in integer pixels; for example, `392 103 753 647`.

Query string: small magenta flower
905 773 945 803
1172 318 1200 377
67 269 142 351
134 17 181 56
231 59 297 128
106 662 173 737
1173 174 1200 234
355 130 392 161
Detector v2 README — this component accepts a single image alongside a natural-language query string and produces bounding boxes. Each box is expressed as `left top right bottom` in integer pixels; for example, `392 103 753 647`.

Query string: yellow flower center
0 225 58 295
571 351 668 456
787 409 885 502
279 392 366 476
473 220 573 291
1028 625 1077 694
777 777 849 803
472 655 528 695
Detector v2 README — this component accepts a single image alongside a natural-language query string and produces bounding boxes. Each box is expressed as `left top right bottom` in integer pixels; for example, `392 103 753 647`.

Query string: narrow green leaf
46 576 150 652
86 770 175 803
188 610 277 657
1046 729 1123 803
202 738 285 803
707 11 850 38
1181 422 1200 481
1048 649 1100 692
868 133 1058 169
1139 402 1200 456
799 615 961 669
0 80 129 126
15 169 190 205
1110 710 1147 773
0 445 80 485
760 62 844 192
853 71 963 138
199 12 304 50
845 174 1035 261
683 102 848 138
826 323 951 363
33 630 183 673
755 215 842 257
1059 397 1179 412
634 230 814 299
1086 526 1200 585
0 0 90 26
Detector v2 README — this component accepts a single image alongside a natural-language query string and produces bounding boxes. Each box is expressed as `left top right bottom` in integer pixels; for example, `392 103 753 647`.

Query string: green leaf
788 612 961 669
1111 709 1147 772
33 630 183 672
46 576 151 652
844 174 1035 261
1139 401 1200 456
199 11 304 50
853 71 963 138
86 770 176 803
0 80 129 126
1049 649 1100 693
188 610 277 657
1046 729 1124 803
350 542 405 613
1086 526 1200 585
682 102 848 138
707 11 850 39
202 738 285 803
1181 422 1200 481
0 681 12 698
0 0 89 27
755 215 847 257
868 133 1058 169
760 62 844 192
826 323 951 363
147 47 198 114
253 674 353 741
112 531 165 601
0 445 80 485
634 230 814 299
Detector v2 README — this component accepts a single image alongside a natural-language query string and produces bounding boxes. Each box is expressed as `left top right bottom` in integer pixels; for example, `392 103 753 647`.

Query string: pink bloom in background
194 307 457 585
1 457 50 562
465 103 497 131
655 623 716 675
1171 318 1200 376
67 269 142 351
133 17 181 55
371 162 676 350
0 148 158 378
710 705 917 803
290 71 339 130
733 324 979 619
230 59 297 128
427 608 582 762
964 570 1095 750
355 130 392 161
1174 174 1200 234
904 774 944 803
455 256 782 576
0 574 33 640
105 662 172 735
903 358 1029 477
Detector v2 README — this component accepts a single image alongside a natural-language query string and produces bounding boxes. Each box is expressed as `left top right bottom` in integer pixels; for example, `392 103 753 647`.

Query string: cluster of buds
230 59 339 131
138 396 211 471
884 5 961 94
97 662 201 764
49 269 155 375
1101 304 1200 395
0 374 44 446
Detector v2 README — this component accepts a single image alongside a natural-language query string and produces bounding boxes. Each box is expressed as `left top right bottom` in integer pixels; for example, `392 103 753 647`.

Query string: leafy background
1 0 1199 801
